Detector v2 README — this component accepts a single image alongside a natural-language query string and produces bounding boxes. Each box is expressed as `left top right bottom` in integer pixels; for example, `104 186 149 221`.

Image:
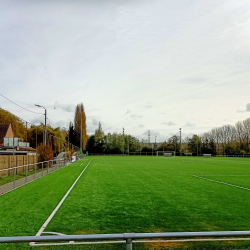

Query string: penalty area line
30 158 93 246
193 175 250 191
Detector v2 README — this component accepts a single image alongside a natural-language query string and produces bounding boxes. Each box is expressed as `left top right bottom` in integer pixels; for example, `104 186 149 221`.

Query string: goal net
184 153 192 156
203 154 211 158
157 151 175 157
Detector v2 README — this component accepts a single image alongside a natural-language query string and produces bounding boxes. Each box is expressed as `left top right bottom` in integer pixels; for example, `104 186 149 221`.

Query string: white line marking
193 175 250 191
30 158 93 246
30 237 250 246
196 175 250 176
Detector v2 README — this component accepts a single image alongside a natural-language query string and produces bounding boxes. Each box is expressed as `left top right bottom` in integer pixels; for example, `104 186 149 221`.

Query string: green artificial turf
0 156 250 250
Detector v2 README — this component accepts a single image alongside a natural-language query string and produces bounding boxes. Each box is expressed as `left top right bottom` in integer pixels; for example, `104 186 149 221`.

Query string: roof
16 147 36 151
0 124 11 144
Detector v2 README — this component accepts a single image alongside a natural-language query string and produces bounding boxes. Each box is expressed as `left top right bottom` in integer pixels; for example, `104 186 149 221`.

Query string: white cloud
130 114 142 119
92 118 99 126
184 122 196 127
237 103 250 112
54 103 75 113
139 124 144 128
125 109 132 115
30 115 44 125
145 102 153 108
1 1 250 139
125 109 142 119
246 103 250 111
162 121 176 126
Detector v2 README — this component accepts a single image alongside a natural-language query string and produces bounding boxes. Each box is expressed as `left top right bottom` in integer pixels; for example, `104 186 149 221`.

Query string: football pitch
0 156 250 249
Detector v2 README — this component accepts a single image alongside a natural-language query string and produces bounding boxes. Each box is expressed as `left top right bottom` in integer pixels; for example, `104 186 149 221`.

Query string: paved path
0 164 62 196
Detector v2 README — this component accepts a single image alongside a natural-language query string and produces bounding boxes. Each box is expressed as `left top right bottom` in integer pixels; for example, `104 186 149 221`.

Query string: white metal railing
0 231 250 249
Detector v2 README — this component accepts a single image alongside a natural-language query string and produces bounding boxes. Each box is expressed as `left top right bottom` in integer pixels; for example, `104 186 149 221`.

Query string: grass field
0 156 250 249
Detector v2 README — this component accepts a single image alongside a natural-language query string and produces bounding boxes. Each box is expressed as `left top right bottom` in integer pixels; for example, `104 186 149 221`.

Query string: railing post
126 238 132 250
25 165 27 183
13 167 16 189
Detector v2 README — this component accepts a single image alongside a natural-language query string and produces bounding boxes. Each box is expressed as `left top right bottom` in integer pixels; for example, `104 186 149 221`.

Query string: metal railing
0 154 85 196
1 231 250 249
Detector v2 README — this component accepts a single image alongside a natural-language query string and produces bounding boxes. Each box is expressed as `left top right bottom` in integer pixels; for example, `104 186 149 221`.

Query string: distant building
0 124 14 147
0 123 36 155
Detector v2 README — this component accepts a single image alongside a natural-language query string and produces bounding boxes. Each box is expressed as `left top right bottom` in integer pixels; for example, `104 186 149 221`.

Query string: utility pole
45 109 47 145
35 104 47 145
179 128 182 157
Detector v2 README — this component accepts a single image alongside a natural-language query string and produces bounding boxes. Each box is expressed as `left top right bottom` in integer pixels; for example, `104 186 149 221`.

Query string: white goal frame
156 151 175 157
203 154 211 158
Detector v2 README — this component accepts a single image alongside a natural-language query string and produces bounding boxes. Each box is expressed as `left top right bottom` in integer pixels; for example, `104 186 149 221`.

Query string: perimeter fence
87 152 250 158
0 154 85 196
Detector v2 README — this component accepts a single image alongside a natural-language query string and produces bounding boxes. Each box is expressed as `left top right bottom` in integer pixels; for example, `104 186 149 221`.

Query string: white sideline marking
197 175 250 176
30 158 93 246
193 175 250 191
31 237 250 246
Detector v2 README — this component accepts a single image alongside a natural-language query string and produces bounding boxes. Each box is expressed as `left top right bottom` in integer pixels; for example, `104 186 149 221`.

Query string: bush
37 143 54 162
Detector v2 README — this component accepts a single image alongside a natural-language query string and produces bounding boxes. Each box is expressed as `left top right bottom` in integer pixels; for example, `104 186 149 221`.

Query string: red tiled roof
0 124 10 144
16 147 36 151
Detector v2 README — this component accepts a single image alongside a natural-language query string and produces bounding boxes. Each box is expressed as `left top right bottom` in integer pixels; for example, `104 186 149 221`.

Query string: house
0 124 14 147
0 123 36 155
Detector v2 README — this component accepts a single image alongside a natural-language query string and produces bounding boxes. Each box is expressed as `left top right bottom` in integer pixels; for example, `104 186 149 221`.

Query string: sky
1 0 250 142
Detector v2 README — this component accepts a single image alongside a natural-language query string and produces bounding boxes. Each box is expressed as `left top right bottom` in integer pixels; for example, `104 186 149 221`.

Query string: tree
188 135 201 155
0 108 26 139
66 122 78 147
37 143 53 162
74 103 87 151
95 122 105 153
86 135 96 153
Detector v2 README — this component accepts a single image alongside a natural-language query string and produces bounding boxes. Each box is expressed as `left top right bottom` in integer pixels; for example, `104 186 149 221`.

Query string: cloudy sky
1 0 250 141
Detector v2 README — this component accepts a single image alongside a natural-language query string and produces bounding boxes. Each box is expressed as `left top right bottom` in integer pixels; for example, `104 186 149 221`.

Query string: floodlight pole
35 104 46 145
179 128 182 157
123 128 124 156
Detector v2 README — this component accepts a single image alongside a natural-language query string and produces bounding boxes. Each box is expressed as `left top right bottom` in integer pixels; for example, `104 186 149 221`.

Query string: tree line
86 117 250 155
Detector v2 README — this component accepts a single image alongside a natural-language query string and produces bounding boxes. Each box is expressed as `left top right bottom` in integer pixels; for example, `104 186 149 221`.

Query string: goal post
203 154 211 158
156 151 175 157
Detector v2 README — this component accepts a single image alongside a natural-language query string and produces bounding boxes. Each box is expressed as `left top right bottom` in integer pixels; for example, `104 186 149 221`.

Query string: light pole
179 128 182 157
123 128 124 156
35 104 47 145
